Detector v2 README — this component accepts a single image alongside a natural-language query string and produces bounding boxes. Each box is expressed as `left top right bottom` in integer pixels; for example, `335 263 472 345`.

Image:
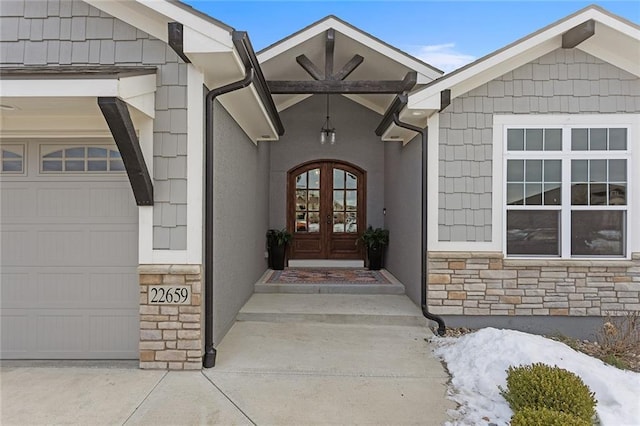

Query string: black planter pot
270 244 286 270
367 246 384 270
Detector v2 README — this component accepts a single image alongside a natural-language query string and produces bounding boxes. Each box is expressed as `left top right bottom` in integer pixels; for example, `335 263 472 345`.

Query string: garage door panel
38 230 90 266
0 314 34 354
1 229 36 266
90 314 139 353
90 272 139 307
37 187 93 218
1 186 35 218
37 315 88 353
0 272 34 304
90 187 137 217
90 229 138 266
37 272 88 307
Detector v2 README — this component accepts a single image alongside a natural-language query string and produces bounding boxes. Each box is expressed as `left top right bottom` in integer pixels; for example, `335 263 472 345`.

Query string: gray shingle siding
1 0 189 250
438 48 640 242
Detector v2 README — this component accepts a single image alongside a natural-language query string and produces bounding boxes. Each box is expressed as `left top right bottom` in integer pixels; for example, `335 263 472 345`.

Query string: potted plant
266 228 292 270
360 226 389 270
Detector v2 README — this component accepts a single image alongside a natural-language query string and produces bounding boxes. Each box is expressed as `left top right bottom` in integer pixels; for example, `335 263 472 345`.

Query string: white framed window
0 144 25 174
495 115 636 259
40 145 125 174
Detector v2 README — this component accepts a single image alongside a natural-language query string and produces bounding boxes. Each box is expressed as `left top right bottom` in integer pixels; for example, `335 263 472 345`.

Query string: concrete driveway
1 321 454 425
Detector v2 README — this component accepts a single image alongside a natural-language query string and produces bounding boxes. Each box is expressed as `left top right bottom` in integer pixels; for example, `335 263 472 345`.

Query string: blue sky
182 1 639 72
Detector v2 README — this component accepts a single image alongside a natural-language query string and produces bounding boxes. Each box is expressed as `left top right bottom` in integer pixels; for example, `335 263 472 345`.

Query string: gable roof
408 5 640 112
257 15 443 114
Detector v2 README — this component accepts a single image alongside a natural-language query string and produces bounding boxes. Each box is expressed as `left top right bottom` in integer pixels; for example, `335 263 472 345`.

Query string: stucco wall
438 48 640 242
212 101 270 344
0 0 188 250
383 137 422 305
269 95 385 230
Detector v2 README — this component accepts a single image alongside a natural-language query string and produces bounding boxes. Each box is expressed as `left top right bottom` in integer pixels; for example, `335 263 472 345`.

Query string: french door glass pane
333 212 345 232
571 211 624 256
333 190 344 210
346 191 357 211
333 169 344 189
507 210 560 256
308 190 320 210
308 168 320 189
346 212 357 233
296 173 307 188
346 172 357 189
308 212 320 233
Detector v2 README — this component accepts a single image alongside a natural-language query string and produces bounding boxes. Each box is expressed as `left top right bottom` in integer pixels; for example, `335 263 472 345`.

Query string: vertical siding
269 94 385 230
212 101 270 344
0 0 188 250
384 137 422 305
438 48 640 242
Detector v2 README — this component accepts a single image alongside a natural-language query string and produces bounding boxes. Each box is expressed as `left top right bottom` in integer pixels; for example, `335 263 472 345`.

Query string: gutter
375 98 446 336
202 31 284 369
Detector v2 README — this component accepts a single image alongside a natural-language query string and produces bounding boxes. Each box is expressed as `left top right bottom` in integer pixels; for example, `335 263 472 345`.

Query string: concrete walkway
0 323 453 425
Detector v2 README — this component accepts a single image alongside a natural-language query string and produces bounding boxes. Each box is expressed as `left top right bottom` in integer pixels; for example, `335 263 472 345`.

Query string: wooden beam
268 71 417 94
325 28 335 80
167 22 191 64
333 54 364 81
440 89 451 112
296 54 324 80
562 19 595 48
98 97 154 206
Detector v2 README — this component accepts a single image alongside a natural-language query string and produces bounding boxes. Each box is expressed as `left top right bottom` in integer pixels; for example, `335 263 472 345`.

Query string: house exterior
0 1 637 369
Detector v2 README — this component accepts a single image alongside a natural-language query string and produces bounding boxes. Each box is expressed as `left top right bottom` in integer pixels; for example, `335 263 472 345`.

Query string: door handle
326 214 331 224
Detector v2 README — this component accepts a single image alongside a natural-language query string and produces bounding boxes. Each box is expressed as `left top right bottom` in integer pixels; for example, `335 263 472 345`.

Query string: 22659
148 286 191 305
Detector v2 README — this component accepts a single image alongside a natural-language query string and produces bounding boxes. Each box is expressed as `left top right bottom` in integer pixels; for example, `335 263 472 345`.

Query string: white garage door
1 140 139 359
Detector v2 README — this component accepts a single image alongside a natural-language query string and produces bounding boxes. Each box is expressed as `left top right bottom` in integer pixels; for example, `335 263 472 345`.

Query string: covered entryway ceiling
257 16 443 143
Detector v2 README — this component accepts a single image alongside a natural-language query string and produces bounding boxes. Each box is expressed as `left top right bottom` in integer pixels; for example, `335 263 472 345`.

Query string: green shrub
511 407 591 426
499 363 597 422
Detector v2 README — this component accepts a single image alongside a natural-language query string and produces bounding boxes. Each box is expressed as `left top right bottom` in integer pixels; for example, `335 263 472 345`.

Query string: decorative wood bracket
98 97 154 206
440 89 451 112
168 22 191 63
562 19 595 48
268 28 416 95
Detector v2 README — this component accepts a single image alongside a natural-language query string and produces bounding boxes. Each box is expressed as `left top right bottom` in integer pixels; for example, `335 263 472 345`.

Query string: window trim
493 114 638 260
0 143 26 175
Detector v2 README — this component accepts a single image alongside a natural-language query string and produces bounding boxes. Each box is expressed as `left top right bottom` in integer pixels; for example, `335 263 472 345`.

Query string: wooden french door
288 160 366 260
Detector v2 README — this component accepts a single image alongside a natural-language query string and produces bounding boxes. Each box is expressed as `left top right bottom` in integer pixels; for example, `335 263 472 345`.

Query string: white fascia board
410 8 629 109
258 18 441 81
275 94 312 112
183 26 233 54
84 0 168 42
0 79 118 97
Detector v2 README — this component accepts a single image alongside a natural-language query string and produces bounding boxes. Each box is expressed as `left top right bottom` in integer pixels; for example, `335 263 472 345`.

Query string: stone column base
138 264 203 370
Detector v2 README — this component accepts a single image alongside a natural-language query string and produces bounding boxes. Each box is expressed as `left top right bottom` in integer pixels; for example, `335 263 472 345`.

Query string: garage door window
0 145 25 174
41 145 125 173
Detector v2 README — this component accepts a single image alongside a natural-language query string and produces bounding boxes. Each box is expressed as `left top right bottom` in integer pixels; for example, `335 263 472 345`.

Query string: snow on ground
432 328 640 426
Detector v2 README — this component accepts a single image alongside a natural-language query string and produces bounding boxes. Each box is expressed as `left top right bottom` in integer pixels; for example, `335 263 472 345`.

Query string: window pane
2 149 22 159
544 183 561 205
525 129 543 151
42 160 62 171
296 173 307 189
525 183 542 205
65 160 84 171
525 160 542 181
590 160 606 182
590 128 607 150
308 168 320 189
572 211 624 256
110 159 125 171
609 183 626 205
507 183 524 205
572 160 588 182
544 129 562 151
571 183 588 205
609 159 626 182
572 128 588 151
544 160 561 182
609 128 627 150
65 147 85 158
333 212 345 232
346 172 357 189
507 129 524 151
308 212 320 233
2 160 22 172
346 212 357 233
87 147 107 158
88 160 107 171
296 212 307 232
589 183 607 205
296 190 307 210
333 169 344 189
109 150 122 158
308 190 320 211
346 190 357 211
333 190 344 210
507 160 524 182
507 210 559 256
43 149 62 158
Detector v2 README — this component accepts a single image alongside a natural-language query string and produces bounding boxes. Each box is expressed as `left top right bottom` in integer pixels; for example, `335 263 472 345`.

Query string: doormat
266 268 391 285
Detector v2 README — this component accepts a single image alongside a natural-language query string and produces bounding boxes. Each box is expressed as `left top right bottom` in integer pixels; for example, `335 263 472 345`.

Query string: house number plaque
148 286 191 305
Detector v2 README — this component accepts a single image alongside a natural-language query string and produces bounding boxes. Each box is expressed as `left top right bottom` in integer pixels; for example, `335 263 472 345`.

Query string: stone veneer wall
138 265 202 370
428 252 640 316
